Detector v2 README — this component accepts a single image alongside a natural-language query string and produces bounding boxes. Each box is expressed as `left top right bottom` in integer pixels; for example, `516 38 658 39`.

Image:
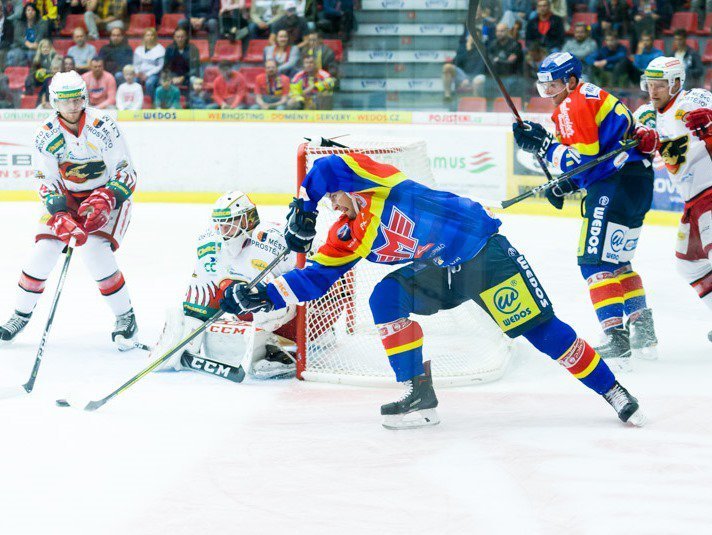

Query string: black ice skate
0 311 32 343
628 308 658 360
595 325 632 372
112 308 139 351
381 361 440 430
603 381 646 426
252 344 296 380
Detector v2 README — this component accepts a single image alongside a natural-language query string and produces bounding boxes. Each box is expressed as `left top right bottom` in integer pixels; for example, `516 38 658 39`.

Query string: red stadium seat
526 97 553 113
92 39 109 51
323 39 343 62
52 39 73 57
203 65 220 91
238 67 264 91
705 69 712 90
158 38 173 49
212 40 243 62
5 66 29 91
194 39 210 62
126 14 156 37
143 95 153 109
653 39 665 53
700 13 712 35
663 12 698 35
687 39 699 52
493 97 522 113
60 15 87 37
568 12 597 34
703 41 712 63
619 39 630 53
457 97 486 112
128 38 142 50
158 13 184 37
243 39 268 63
21 94 37 109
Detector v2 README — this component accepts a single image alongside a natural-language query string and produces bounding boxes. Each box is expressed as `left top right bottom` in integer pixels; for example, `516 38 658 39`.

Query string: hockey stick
19 237 78 395
466 0 555 183
500 139 639 208
56 249 290 411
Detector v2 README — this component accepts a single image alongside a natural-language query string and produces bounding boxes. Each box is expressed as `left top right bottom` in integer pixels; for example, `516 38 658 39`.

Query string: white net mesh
298 138 512 387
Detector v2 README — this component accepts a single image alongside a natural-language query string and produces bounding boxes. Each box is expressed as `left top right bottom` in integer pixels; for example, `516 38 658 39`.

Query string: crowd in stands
444 0 710 110
0 0 349 109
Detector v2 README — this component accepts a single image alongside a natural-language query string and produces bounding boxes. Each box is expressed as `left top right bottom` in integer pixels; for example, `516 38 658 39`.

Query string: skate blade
625 409 647 427
632 345 658 361
251 362 296 380
114 335 143 352
382 409 440 430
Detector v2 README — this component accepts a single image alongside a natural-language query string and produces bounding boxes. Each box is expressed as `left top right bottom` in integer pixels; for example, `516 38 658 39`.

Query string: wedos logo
494 286 520 314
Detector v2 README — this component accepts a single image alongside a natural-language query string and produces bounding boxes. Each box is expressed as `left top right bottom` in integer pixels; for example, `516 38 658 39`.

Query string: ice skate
112 308 139 351
595 325 632 372
603 381 646 426
0 311 32 343
628 308 658 360
381 361 440 430
252 344 296 380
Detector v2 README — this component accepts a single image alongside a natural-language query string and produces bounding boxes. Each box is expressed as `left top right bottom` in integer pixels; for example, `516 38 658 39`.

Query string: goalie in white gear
0 71 139 349
635 57 712 341
151 191 299 380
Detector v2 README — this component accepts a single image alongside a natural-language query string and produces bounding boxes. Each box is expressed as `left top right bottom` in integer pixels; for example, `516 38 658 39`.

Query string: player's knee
579 262 617 281
522 316 577 360
613 262 632 276
370 277 409 325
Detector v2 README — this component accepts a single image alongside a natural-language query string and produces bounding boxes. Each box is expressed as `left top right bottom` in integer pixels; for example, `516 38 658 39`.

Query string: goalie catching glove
513 121 554 160
78 187 116 232
284 197 318 253
48 211 88 246
220 281 274 315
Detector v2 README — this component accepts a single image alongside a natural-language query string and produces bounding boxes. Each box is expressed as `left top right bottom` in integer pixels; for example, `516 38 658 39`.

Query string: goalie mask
211 191 260 253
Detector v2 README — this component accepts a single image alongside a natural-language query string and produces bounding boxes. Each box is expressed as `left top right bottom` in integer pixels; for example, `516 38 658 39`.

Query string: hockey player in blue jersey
512 52 660 367
219 151 646 429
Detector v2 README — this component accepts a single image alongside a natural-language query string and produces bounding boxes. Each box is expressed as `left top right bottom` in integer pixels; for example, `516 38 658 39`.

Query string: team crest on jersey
336 223 352 241
373 207 433 262
660 135 689 174
255 231 268 242
59 160 107 184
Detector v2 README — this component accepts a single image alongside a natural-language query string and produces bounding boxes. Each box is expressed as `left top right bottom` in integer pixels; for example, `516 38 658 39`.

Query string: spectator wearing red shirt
525 0 565 53
252 58 290 110
212 60 247 109
82 57 117 109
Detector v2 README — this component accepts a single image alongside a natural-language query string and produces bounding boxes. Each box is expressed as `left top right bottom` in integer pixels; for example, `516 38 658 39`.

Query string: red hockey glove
684 108 712 140
78 188 116 233
48 211 88 246
634 125 661 155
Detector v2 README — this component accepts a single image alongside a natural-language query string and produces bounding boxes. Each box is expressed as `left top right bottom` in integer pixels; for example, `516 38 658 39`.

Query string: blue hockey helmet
536 52 582 97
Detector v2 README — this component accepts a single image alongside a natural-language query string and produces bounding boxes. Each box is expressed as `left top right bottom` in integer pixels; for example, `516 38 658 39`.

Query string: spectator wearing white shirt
133 27 165 103
116 64 143 110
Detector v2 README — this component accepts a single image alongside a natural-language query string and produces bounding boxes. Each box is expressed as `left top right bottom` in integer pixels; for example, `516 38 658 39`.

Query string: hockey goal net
295 138 512 387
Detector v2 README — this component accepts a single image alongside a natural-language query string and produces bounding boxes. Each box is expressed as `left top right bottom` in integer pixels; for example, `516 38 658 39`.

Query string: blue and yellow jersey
547 82 644 188
266 153 501 309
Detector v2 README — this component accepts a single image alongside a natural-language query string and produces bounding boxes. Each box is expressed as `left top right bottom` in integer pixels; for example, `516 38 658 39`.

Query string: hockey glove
220 281 274 315
285 197 318 253
78 188 116 233
544 177 577 211
48 211 88 246
633 125 661 155
684 108 712 140
513 121 554 160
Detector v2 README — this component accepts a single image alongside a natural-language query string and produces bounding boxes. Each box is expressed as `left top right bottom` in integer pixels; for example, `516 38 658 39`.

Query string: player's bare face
646 79 674 110
56 97 84 124
328 191 357 220
537 78 574 106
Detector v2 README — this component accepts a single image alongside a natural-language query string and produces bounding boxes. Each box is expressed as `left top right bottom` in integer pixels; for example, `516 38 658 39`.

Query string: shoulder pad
680 88 712 110
84 110 121 146
33 118 65 155
579 83 602 99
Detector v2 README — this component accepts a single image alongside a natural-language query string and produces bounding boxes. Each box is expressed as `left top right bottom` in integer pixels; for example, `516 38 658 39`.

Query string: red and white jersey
32 108 137 208
635 88 712 201
187 220 298 332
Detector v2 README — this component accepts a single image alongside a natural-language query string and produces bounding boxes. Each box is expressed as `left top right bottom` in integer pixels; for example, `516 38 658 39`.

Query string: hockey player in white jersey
0 71 139 349
636 57 712 341
151 191 299 381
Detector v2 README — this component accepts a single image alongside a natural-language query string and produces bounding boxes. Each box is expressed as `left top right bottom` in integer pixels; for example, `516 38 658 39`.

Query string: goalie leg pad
151 309 205 372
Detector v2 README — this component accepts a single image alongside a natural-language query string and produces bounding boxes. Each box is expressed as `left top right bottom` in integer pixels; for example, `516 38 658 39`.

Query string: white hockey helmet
211 191 260 249
639 56 686 97
49 70 88 112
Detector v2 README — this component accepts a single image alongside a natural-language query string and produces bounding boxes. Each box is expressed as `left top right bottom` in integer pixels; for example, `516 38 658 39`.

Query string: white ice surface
1 203 711 535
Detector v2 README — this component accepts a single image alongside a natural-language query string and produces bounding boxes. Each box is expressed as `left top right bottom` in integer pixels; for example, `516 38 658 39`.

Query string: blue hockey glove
513 121 555 160
544 177 577 210
285 197 318 253
220 281 274 315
